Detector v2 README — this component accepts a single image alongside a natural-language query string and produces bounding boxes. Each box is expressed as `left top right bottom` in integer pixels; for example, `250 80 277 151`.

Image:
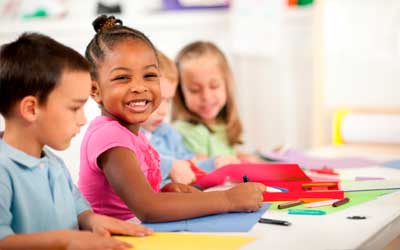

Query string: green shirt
173 120 235 157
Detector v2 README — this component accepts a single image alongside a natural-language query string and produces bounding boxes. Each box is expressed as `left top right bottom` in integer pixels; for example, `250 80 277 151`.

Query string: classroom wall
323 0 400 108
2 0 397 183
313 0 400 146
1 0 315 183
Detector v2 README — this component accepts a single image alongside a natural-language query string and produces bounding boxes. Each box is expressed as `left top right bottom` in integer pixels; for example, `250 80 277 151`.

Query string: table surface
243 147 400 250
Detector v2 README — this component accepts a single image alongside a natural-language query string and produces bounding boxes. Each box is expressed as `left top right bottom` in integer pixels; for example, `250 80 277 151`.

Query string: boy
0 33 151 250
141 51 239 188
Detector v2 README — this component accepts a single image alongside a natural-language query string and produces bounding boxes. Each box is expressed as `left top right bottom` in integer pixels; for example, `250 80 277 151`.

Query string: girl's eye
70 107 80 112
112 75 130 81
188 88 200 94
144 73 159 79
210 84 220 89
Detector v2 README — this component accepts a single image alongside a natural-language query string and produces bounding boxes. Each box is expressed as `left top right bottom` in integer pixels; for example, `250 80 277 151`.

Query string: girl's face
93 39 161 133
180 55 227 124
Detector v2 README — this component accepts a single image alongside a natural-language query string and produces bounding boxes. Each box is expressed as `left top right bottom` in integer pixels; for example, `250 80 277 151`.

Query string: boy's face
142 77 177 132
35 70 91 150
180 55 227 124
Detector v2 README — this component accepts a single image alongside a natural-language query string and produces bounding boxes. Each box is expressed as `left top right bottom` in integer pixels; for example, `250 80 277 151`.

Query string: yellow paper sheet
114 232 255 250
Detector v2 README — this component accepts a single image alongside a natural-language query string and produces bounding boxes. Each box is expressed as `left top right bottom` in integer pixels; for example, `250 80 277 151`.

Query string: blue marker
288 209 326 215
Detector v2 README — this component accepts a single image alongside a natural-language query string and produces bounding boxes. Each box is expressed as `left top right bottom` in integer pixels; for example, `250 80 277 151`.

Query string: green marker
288 209 326 215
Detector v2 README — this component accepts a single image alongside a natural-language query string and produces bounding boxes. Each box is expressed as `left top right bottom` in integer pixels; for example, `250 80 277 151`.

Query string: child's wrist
222 191 234 212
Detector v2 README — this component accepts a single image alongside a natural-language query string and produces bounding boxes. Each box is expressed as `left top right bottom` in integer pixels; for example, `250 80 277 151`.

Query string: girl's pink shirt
78 116 161 220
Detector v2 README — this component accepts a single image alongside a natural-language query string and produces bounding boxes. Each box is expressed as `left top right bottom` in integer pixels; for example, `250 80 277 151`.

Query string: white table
246 190 400 250
244 147 400 250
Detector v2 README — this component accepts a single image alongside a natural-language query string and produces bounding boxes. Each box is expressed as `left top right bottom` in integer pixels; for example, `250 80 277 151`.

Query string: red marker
310 167 338 176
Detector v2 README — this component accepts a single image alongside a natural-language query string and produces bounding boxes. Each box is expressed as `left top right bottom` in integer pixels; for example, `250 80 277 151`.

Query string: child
79 15 265 223
0 33 151 250
141 50 240 187
172 41 261 162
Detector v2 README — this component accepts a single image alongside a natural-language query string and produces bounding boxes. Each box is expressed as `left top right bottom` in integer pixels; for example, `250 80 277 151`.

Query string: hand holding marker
243 175 292 226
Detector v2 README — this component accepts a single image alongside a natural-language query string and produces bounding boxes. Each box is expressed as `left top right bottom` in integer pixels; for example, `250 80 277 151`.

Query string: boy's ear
91 80 103 104
19 96 39 122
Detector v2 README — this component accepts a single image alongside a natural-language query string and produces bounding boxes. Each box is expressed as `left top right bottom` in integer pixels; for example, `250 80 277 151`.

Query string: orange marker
302 183 337 188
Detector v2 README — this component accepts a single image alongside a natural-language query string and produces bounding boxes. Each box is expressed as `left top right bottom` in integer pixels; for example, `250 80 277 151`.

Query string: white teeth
129 101 146 107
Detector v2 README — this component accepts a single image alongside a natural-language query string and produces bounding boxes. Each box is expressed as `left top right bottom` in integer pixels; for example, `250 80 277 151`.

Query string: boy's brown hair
0 32 89 117
172 41 243 146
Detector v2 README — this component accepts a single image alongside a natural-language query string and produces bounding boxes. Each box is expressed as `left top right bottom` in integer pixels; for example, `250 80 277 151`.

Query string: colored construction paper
115 233 255 250
259 149 379 169
195 163 311 189
382 160 400 169
341 180 400 192
143 203 270 232
269 190 394 214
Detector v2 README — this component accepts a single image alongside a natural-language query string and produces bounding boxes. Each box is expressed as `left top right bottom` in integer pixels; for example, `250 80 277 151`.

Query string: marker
347 216 366 220
266 186 287 192
302 182 337 188
310 167 338 175
288 209 326 215
243 175 249 183
332 197 350 207
278 200 304 209
305 199 339 208
258 218 291 226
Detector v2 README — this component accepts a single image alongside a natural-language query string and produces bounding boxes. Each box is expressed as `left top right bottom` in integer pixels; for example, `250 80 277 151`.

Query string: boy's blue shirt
0 137 91 239
144 123 215 187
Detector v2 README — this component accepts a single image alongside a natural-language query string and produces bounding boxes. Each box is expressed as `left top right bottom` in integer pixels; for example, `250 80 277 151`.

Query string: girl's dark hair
0 32 89 117
85 15 158 80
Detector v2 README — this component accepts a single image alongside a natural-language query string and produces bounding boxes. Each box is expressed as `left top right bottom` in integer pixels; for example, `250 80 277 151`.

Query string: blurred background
0 0 399 182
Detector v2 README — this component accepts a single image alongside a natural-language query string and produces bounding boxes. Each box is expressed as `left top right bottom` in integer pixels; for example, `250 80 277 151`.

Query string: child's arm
0 230 132 250
98 147 265 222
77 210 152 237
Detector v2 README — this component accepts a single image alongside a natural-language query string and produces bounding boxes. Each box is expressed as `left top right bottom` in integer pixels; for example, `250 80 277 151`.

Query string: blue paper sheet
382 160 400 169
143 203 270 232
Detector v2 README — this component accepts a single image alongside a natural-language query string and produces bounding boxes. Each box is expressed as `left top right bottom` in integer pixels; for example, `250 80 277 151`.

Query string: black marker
258 218 291 226
347 216 366 220
243 175 249 183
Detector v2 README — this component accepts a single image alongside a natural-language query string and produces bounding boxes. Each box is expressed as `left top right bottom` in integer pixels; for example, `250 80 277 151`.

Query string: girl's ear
19 96 38 122
91 80 103 104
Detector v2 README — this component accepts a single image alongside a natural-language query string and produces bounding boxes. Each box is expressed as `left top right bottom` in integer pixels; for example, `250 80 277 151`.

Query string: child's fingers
95 220 153 237
255 183 266 192
94 227 111 237
103 238 132 250
114 221 153 236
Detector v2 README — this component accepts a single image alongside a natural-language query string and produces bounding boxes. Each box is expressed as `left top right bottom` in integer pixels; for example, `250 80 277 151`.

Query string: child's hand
170 160 196 184
238 153 265 163
161 182 201 193
64 230 132 250
214 155 241 169
224 183 265 212
88 213 152 237
193 154 208 161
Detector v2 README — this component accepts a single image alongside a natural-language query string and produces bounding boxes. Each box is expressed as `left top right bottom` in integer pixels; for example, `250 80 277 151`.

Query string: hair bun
92 15 123 33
